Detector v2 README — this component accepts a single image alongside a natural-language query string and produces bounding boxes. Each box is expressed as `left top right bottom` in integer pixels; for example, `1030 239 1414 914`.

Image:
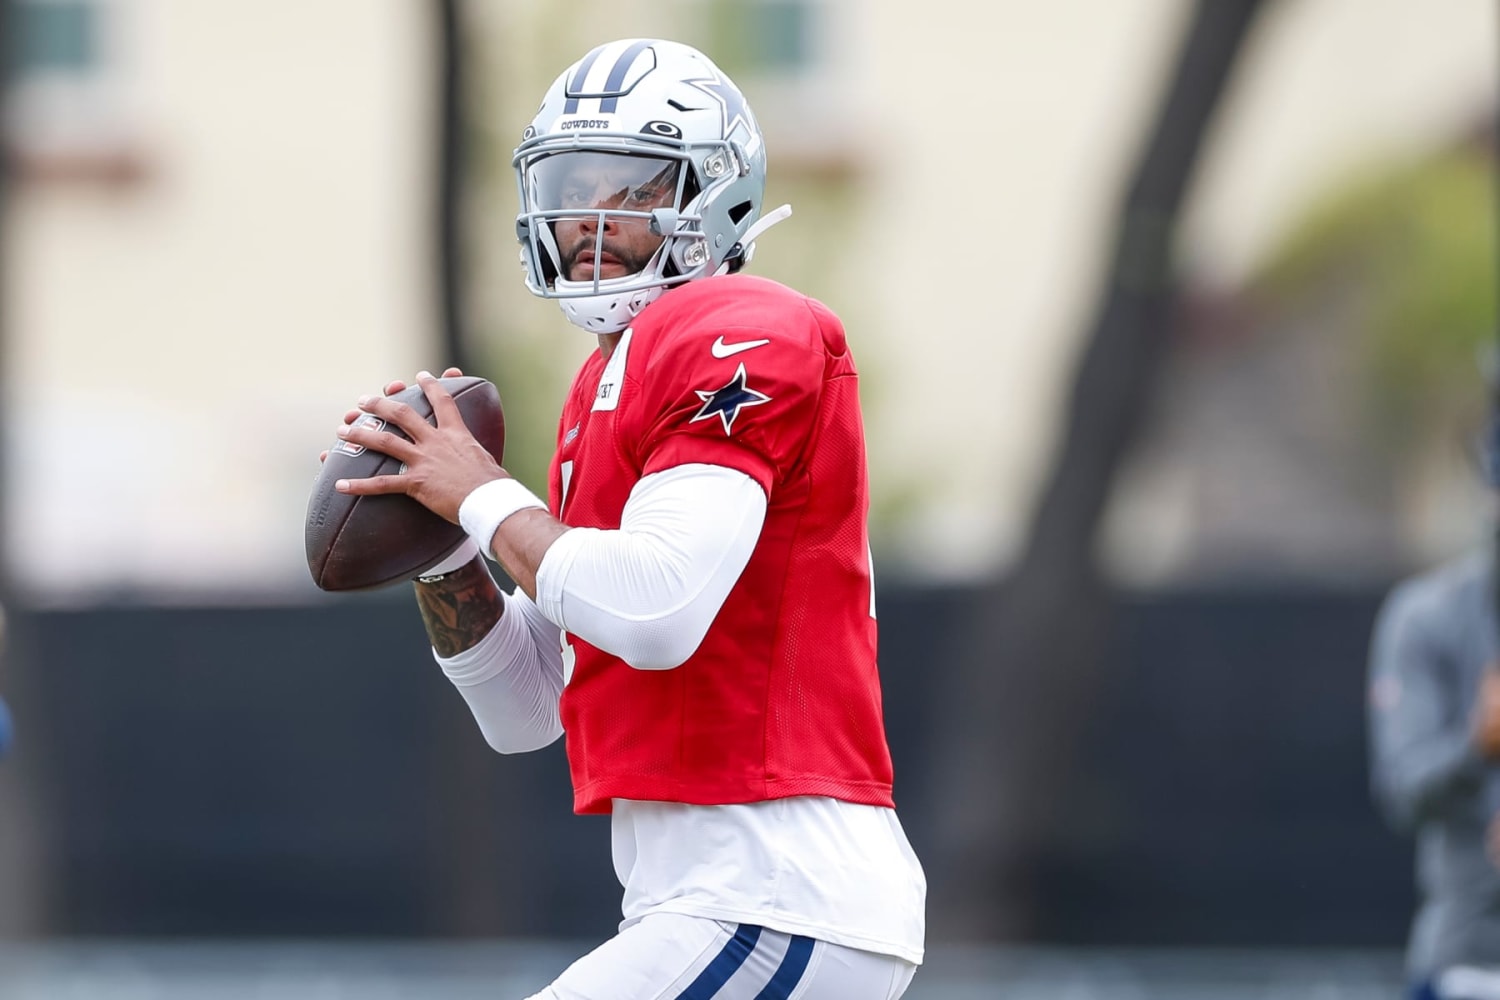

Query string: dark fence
3 582 1411 945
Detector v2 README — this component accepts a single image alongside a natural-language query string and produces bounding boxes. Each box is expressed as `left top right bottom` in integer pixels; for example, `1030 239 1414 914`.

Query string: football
306 376 505 592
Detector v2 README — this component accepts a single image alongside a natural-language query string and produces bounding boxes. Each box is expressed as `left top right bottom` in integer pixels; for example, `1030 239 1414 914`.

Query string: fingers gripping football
369 365 464 406
335 371 506 525
319 367 465 465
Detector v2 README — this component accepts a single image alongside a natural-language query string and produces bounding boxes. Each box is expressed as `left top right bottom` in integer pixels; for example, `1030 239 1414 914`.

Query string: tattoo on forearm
413 559 504 657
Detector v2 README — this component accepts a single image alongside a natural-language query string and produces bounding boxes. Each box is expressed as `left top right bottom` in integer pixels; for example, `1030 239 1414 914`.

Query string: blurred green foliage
475 336 567 502
1254 141 1496 435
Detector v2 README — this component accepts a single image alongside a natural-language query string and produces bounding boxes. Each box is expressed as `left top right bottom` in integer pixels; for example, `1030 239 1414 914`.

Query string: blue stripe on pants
754 935 815 999
676 924 763 999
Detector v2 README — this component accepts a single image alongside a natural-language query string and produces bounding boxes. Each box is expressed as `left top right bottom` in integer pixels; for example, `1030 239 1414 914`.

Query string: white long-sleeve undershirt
535 463 767 670
437 587 566 753
435 462 768 753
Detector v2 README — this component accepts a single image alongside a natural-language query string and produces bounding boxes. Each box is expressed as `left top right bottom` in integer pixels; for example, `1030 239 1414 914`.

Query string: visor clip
649 208 680 237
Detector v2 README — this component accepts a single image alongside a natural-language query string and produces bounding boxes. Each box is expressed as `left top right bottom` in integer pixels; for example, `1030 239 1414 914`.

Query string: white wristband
459 478 548 556
417 536 480 581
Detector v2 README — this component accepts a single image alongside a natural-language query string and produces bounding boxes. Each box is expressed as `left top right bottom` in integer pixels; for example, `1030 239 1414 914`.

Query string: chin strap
719 204 794 274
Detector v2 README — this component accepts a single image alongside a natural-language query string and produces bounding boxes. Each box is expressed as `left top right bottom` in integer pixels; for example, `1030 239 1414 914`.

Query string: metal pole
435 0 472 374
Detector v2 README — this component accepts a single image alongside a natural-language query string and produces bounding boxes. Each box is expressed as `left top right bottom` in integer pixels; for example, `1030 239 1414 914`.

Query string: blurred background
0 0 1495 996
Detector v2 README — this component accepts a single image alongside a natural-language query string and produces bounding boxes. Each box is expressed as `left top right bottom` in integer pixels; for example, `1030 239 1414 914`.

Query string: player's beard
561 233 662 282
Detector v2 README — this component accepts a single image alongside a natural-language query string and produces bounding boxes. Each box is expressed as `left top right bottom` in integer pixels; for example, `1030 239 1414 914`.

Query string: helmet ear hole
728 201 753 225
537 222 563 287
680 170 701 207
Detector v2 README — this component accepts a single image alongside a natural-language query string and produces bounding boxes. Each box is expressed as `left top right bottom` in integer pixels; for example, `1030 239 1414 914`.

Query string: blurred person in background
1369 401 1500 1000
329 38 924 999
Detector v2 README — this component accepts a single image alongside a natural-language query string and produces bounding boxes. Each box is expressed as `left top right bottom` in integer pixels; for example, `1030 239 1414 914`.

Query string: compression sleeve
533 463 767 671
434 588 565 754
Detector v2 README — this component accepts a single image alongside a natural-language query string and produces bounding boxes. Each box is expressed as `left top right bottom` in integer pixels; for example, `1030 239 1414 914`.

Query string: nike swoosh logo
711 336 771 359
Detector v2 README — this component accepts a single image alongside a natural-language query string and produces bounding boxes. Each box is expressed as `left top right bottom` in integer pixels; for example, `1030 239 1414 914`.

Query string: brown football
305 376 505 592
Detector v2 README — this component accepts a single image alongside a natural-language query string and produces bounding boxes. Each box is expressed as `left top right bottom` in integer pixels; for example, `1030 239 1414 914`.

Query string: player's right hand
1486 814 1500 870
1473 666 1500 760
319 367 465 463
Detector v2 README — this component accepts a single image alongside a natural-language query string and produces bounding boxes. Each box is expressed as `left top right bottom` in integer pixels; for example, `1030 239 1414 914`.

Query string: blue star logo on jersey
690 362 771 435
684 68 755 143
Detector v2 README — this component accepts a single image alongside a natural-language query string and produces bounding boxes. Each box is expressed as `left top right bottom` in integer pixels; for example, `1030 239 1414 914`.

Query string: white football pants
525 912 917 1000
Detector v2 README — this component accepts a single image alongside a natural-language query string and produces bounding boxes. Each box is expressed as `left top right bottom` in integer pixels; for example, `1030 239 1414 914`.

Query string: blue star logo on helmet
684 67 755 145
689 363 772 435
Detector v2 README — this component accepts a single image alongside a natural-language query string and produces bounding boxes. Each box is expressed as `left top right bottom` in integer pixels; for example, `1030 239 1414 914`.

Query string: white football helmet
513 39 790 334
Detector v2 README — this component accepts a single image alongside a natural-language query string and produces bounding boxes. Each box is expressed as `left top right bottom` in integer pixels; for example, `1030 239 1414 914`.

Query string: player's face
536 152 681 283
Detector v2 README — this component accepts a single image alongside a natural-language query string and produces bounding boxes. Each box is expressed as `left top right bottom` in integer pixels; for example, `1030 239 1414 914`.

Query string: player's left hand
333 370 507 524
318 366 464 464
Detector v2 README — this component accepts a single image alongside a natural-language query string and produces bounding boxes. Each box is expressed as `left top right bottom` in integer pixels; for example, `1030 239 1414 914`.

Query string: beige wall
3 0 433 600
857 0 1187 575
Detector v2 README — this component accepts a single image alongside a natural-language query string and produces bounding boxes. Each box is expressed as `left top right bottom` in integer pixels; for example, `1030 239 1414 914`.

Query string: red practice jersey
548 273 896 815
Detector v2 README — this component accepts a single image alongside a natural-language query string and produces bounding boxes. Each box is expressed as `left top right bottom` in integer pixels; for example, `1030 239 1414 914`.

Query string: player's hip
526 911 916 1000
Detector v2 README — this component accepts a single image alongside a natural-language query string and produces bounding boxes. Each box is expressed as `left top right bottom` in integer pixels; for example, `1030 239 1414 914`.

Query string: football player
334 39 925 998
1369 401 1500 1000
